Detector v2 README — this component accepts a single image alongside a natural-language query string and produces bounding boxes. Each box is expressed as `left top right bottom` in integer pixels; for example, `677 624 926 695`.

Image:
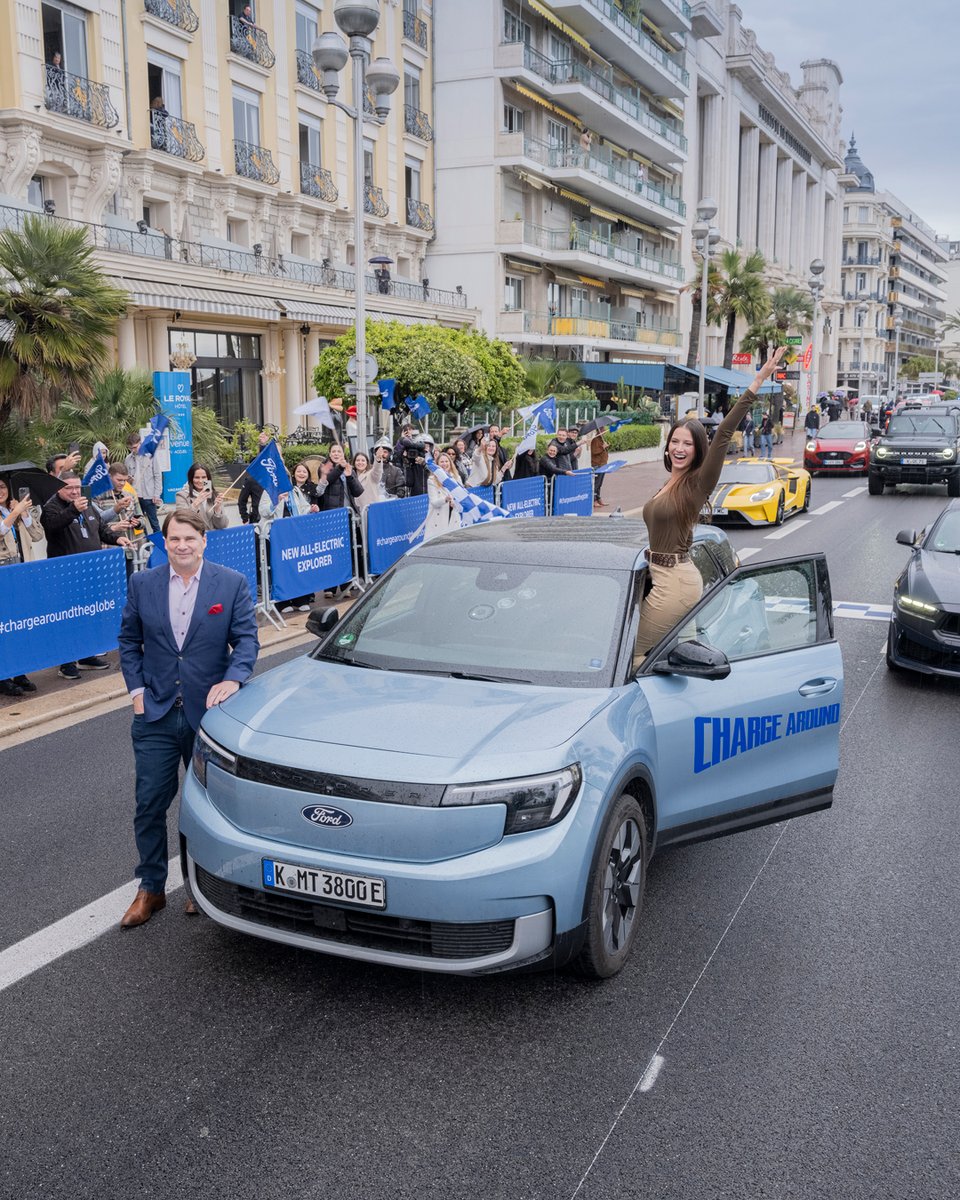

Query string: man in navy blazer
118 509 259 927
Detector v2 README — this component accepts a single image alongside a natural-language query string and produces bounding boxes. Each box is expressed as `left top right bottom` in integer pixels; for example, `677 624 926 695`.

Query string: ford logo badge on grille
301 804 353 828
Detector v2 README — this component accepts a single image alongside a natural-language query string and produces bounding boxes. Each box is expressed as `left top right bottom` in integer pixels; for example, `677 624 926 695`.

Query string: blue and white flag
294 395 337 430
518 395 557 434
408 392 431 419
424 456 512 526
246 438 293 508
594 459 627 475
81 450 113 497
138 412 170 457
378 378 397 411
605 417 636 434
515 423 540 457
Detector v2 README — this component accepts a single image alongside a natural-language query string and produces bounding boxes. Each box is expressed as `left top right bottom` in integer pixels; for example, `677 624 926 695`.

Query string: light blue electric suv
181 518 842 978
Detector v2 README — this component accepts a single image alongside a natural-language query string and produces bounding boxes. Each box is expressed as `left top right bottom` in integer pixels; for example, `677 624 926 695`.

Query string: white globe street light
694 198 719 419
808 258 825 409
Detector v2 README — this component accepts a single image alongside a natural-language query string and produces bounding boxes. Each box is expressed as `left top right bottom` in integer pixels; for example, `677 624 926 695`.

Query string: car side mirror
306 606 340 638
895 529 918 547
650 639 731 680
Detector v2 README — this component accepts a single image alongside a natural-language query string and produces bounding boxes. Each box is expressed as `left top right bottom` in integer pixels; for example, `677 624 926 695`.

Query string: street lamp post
934 333 943 388
856 300 869 413
891 303 904 398
692 197 718 419
313 1 399 452
808 258 825 410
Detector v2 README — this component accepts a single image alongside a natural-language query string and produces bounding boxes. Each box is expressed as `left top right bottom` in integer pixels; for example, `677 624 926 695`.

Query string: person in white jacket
424 451 461 541
125 431 165 533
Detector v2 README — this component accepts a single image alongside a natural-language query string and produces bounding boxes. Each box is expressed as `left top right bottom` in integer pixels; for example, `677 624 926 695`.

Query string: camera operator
394 432 433 497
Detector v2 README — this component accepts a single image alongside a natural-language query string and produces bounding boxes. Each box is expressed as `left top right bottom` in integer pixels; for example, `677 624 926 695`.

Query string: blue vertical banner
365 495 429 575
500 475 546 519
552 469 594 516
154 371 193 504
268 510 353 600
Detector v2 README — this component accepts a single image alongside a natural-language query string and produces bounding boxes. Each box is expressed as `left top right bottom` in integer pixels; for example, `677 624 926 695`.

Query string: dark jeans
131 703 196 894
139 498 161 534
594 473 605 501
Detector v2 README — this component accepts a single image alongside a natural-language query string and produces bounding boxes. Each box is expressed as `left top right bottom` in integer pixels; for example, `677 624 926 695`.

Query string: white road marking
764 519 810 540
811 501 844 516
842 486 868 498
737 547 762 561
639 1055 665 1093
0 861 183 994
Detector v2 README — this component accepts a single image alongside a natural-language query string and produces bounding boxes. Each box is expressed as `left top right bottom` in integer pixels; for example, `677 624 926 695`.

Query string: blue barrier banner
0 548 127 678
205 525 258 601
468 485 494 504
366 495 428 575
269 510 352 599
154 371 193 504
500 475 546 520
552 469 594 516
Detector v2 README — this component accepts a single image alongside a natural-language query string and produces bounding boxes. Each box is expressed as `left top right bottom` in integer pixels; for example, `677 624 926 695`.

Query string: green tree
684 258 722 370
900 355 936 380
0 214 128 437
713 248 767 369
769 286 813 336
522 357 586 399
739 320 779 365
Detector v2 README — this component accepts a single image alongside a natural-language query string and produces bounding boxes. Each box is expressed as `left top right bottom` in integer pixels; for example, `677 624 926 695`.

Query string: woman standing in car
636 349 786 656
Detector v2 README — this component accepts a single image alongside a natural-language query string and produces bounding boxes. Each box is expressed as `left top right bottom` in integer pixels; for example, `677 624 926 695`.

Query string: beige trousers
636 560 704 656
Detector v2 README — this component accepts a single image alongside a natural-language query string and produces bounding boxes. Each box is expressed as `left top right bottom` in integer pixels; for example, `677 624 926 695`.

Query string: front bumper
871 460 959 485
804 453 868 473
888 616 960 677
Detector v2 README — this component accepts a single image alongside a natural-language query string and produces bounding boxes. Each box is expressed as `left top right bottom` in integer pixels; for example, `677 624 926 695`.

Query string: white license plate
262 858 387 909
901 457 927 465
713 506 728 515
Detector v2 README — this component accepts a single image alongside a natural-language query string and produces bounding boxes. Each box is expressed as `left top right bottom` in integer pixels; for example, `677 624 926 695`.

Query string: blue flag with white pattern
518 395 557 434
408 392 431 418
424 456 512 526
138 412 170 457
246 438 293 507
81 450 113 497
379 378 397 411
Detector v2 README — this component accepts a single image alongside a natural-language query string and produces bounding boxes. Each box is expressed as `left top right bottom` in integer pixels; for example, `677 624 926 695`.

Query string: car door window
678 559 820 661
689 542 723 591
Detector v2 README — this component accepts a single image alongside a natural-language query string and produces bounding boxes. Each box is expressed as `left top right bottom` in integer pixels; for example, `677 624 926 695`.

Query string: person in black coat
511 447 539 480
539 443 574 479
374 443 407 497
319 444 364 512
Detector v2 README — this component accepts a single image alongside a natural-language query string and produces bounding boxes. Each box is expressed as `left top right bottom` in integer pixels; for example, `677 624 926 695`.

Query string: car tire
774 495 785 525
575 794 647 980
948 474 960 498
802 483 811 512
868 471 884 495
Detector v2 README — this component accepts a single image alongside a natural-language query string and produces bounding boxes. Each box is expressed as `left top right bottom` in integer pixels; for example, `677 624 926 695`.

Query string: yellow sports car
709 458 811 526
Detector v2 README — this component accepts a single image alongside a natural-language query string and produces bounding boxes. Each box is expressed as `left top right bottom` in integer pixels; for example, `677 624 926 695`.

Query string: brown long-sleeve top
642 390 757 554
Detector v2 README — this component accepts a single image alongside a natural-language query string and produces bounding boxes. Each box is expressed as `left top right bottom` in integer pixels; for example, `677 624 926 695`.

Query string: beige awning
110 277 283 321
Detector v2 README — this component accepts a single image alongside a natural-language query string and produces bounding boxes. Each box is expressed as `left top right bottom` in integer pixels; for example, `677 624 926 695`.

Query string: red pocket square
208 603 223 615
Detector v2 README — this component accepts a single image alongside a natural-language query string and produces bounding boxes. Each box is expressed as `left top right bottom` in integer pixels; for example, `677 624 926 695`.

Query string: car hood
212 655 615 762
879 434 953 447
908 551 960 604
812 436 867 449
712 481 777 504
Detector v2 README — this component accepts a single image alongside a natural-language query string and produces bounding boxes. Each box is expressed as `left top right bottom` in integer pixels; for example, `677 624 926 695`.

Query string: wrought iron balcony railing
507 221 685 282
143 0 199 34
363 86 376 116
234 139 280 185
149 110 205 162
0 202 470 307
295 48 321 93
230 15 276 69
44 64 119 129
406 198 435 232
403 104 433 141
402 10 428 50
364 183 388 218
300 162 338 203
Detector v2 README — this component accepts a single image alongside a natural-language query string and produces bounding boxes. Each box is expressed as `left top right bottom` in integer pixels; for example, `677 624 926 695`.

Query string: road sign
775 371 788 381
784 369 801 380
801 343 813 371
344 383 381 396
347 353 379 383
731 352 752 365
784 335 803 346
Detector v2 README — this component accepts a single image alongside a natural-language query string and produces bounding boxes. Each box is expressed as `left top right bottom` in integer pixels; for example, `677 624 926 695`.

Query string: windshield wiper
315 653 384 670
396 666 528 683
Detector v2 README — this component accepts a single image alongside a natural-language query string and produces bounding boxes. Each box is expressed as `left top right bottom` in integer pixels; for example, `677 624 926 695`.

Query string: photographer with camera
393 429 432 497
175 464 228 531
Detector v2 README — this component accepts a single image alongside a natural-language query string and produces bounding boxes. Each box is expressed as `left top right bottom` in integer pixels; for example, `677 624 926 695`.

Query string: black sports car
869 412 960 495
888 500 960 676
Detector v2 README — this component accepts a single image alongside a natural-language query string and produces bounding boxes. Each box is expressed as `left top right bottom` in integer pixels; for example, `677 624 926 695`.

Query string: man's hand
131 694 145 715
116 536 132 548
206 680 240 709
73 496 89 512
115 495 132 511
64 451 81 470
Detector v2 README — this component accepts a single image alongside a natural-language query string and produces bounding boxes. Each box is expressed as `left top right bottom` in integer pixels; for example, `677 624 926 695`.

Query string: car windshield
314 557 629 687
888 416 958 437
927 511 960 553
719 463 776 484
817 424 869 441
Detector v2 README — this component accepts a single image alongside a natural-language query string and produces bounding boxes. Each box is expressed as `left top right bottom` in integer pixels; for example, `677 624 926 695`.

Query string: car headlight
875 446 889 458
854 442 867 452
805 440 817 452
897 594 939 618
442 764 582 834
942 448 955 459
749 487 776 502
192 728 238 788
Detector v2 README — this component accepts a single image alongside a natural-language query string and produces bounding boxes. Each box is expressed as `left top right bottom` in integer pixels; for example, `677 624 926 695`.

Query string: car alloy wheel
576 794 647 979
775 495 785 525
802 483 811 512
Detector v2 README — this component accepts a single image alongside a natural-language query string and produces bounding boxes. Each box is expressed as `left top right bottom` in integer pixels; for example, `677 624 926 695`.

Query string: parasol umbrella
368 255 393 264
579 414 618 435
462 422 489 441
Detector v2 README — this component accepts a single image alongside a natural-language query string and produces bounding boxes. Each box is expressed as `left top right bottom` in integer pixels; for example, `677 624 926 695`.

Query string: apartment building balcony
498 220 684 289
403 104 434 141
364 183 389 218
497 133 685 229
842 254 882 266
402 9 429 51
498 309 681 352
149 111 204 162
44 65 119 130
547 0 689 98
406 198 435 232
296 49 323 93
230 16 276 69
234 140 280 185
300 162 338 204
497 41 687 167
143 0 199 33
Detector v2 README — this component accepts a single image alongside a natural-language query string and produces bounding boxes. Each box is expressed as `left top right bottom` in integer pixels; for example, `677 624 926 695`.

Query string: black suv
868 411 960 495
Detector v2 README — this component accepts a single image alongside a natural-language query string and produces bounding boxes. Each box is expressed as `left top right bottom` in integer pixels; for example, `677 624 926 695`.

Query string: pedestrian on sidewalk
117 509 258 929
758 412 774 459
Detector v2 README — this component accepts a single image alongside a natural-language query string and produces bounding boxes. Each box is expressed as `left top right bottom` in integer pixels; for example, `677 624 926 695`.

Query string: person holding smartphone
0 480 45 696
175 463 228 531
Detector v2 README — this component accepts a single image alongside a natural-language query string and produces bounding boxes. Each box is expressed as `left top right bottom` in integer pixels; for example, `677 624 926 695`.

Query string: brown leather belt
646 549 691 567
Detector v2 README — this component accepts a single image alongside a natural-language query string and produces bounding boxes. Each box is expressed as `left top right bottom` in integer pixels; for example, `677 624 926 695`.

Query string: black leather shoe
13 675 37 693
0 680 24 697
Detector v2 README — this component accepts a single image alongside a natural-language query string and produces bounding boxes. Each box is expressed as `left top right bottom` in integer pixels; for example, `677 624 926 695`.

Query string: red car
804 420 875 475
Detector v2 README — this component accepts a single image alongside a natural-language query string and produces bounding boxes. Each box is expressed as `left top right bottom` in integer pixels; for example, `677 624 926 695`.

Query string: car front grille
895 628 960 673
234 757 445 808
196 865 516 959
938 612 960 636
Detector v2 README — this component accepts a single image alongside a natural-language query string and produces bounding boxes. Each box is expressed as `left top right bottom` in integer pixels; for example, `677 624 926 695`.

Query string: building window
854 306 866 328
27 175 45 207
504 274 523 311
858 205 869 222
171 329 264 430
405 157 422 203
232 84 261 145
547 281 563 314
843 206 849 221
503 104 525 133
547 119 569 149
295 0 320 52
42 0 88 78
147 49 183 121
299 113 322 165
855 272 866 293
363 138 375 184
226 218 249 246
503 6 531 45
404 65 421 111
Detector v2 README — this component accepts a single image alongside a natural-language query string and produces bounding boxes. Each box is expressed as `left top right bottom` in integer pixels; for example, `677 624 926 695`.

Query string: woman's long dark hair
662 418 710 529
186 462 218 499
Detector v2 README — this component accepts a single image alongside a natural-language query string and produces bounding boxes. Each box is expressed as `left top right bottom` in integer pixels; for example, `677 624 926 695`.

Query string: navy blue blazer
118 560 259 731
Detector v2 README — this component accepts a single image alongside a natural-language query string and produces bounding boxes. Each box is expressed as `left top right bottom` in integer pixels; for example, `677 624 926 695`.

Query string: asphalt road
2 463 959 1200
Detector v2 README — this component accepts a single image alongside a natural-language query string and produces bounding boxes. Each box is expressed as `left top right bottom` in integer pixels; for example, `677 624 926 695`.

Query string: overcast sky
737 0 958 239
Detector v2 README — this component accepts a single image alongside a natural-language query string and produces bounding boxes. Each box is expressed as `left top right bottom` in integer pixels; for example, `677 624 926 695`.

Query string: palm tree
740 320 779 365
713 248 767 369
684 258 722 370
0 215 128 437
522 357 585 398
769 286 813 337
